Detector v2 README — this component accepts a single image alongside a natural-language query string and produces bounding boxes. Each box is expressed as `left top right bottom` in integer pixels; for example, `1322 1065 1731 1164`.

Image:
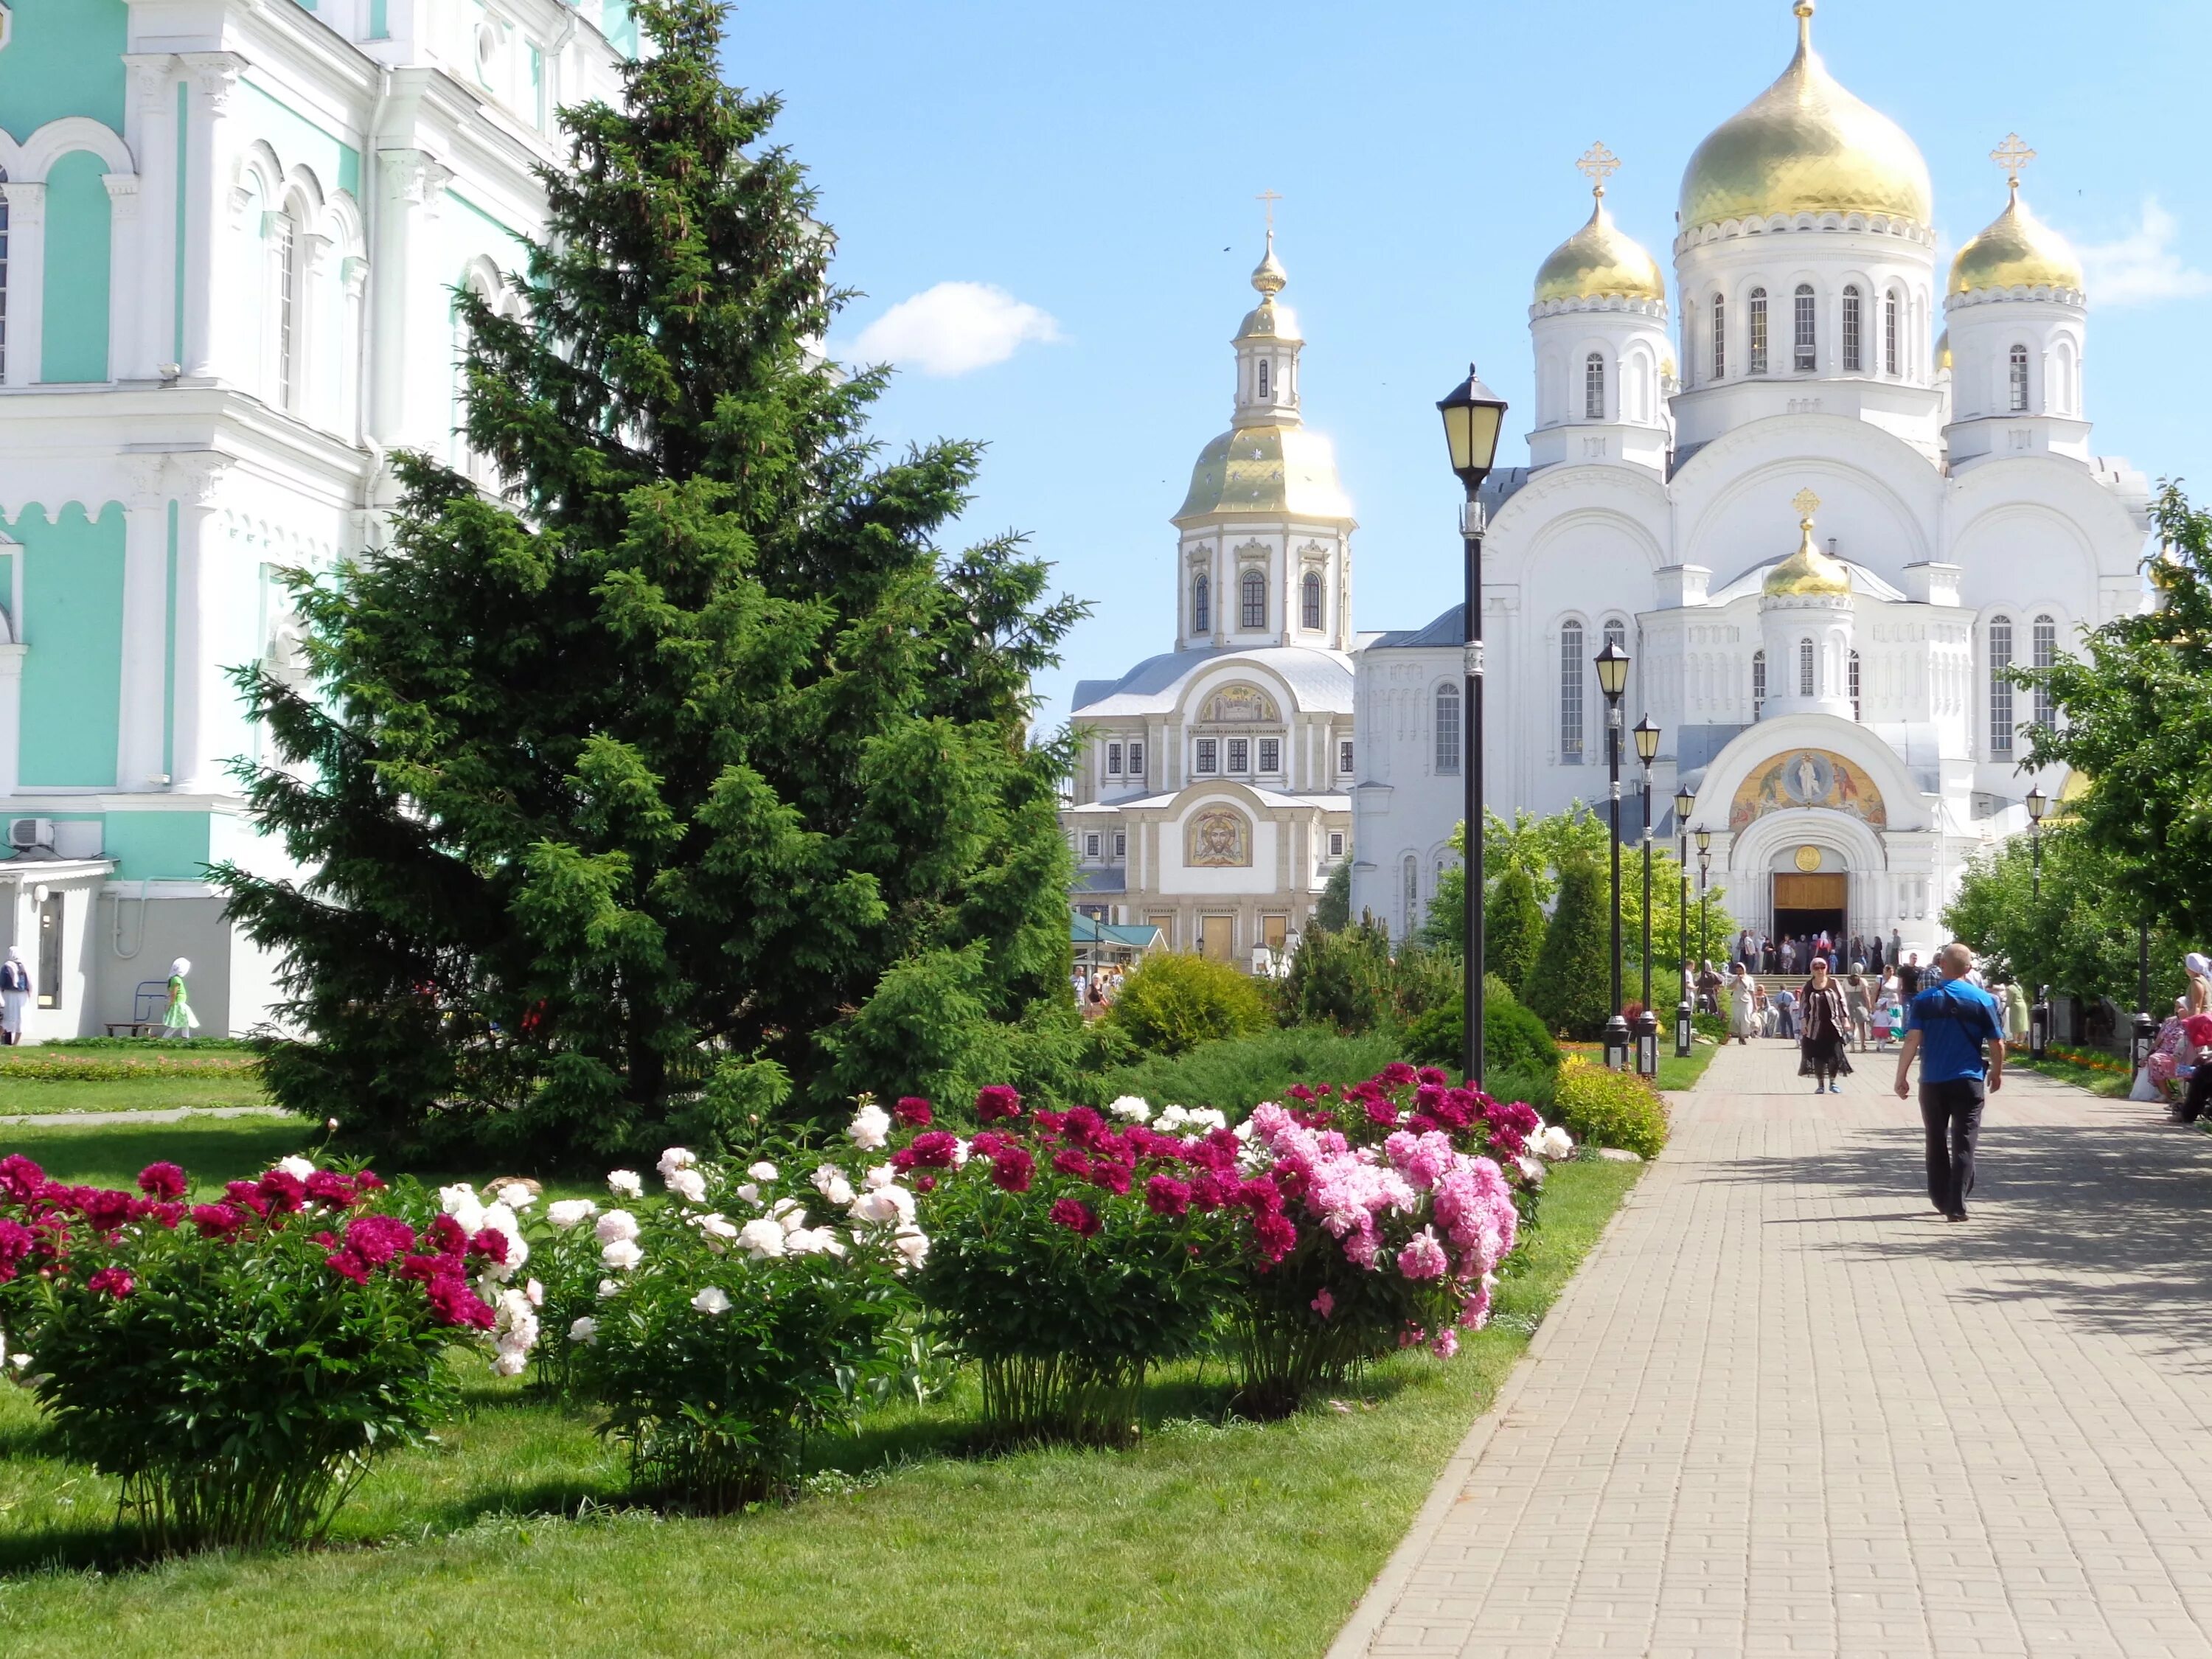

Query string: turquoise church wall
241 74 362 198
602 1 639 56
10 503 123 790
41 150 113 383
102 811 212 882
0 0 127 139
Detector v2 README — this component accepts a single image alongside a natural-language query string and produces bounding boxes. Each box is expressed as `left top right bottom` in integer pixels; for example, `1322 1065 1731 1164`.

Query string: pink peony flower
1397 1227 1449 1281
0 1218 32 1283
324 1249 372 1285
255 1169 307 1214
975 1085 1023 1122
894 1096 934 1127
344 1214 416 1266
1144 1175 1192 1217
87 1267 135 1299
189 1202 248 1239
136 1162 187 1200
1310 1287 1335 1320
1048 1197 1101 1237
305 1170 358 1208
1432 1329 1459 1359
988 1146 1035 1193
0 1154 45 1203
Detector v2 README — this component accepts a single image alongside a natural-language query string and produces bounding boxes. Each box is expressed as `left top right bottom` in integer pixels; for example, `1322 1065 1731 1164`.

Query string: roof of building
1534 192 1667 307
1950 181 2084 296
1071 644 1354 717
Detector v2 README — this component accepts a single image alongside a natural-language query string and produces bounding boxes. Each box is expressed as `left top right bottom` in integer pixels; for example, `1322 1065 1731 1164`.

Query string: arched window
1848 649 1862 720
276 209 302 411
1884 289 1899 376
1257 359 1270 399
1752 650 1767 720
2008 344 2030 412
1747 288 1769 375
1559 619 1585 762
1793 283 1817 371
1798 638 1815 698
1402 855 1420 942
1301 568 1323 630
2033 613 2057 727
0 167 10 383
1192 573 1210 634
1239 568 1266 630
1988 615 2014 754
1842 285 1862 372
1711 293 1725 380
1434 684 1461 775
1585 352 1605 420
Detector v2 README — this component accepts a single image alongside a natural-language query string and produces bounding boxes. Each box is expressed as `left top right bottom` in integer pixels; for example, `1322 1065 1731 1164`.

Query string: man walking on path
1893 941 2005 1222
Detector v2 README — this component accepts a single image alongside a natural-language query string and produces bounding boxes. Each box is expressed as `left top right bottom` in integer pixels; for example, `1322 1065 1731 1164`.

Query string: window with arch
1434 683 1461 776
1798 637 1815 698
1793 283 1816 372
1842 285 1862 371
1585 352 1605 420
1192 573 1210 634
276 208 303 411
1402 855 1420 942
1747 288 1768 375
1988 615 2014 754
1884 289 1899 376
1257 359 1270 399
1711 293 1725 380
1239 568 1266 630
1301 568 1323 630
0 166 10 383
1559 619 1585 763
1848 649 1861 720
1751 649 1767 720
2032 613 2057 727
2008 344 2030 412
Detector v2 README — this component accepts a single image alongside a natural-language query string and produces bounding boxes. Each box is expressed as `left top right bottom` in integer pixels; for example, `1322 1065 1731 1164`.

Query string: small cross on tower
1576 142 1620 198
1792 487 1821 524
1991 133 2036 197
1256 188 1281 237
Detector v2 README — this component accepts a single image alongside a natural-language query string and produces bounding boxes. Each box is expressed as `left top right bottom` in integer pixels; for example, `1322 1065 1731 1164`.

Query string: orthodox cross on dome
1256 188 1281 236
1576 142 1620 199
1792 486 1821 524
1992 132 2036 198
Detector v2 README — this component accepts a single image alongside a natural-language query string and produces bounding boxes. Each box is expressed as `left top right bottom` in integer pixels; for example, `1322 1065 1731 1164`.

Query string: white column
297 230 333 422
340 255 368 443
176 53 245 382
103 175 142 383
116 465 171 791
0 644 24 798
166 456 233 795
369 150 453 460
1 181 45 387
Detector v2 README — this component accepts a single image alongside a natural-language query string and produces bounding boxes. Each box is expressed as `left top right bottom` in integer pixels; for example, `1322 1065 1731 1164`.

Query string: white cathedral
1065 0 2149 967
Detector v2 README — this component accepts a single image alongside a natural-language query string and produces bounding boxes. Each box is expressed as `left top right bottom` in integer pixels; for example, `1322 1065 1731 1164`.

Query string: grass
0 1046 269 1118
0 1125 1640 1658
2015 1051 2136 1099
1656 1039 1721 1093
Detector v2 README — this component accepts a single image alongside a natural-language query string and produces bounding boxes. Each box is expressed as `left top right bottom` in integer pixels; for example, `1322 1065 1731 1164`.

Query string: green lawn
2015 1052 2136 1099
0 1125 1639 1658
0 1074 274 1117
1656 1040 1720 1093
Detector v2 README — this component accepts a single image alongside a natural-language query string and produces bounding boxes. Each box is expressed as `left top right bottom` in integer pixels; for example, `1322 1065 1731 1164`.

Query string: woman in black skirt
1798 956 1854 1094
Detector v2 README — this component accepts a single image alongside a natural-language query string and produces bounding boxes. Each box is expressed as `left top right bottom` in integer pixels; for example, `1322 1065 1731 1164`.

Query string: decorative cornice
122 52 177 112
179 52 248 111
1674 211 1936 255
1528 293 1669 322
1944 283 2086 311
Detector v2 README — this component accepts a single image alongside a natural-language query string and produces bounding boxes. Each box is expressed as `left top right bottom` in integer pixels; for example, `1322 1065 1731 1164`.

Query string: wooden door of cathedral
1772 872 1847 953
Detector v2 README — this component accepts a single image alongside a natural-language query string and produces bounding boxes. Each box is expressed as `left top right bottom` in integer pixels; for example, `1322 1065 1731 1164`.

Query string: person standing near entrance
1893 942 2005 1222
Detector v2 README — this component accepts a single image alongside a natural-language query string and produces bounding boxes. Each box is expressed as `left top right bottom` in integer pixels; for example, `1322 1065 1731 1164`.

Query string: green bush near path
0 1119 1638 1656
1090 1026 1404 1114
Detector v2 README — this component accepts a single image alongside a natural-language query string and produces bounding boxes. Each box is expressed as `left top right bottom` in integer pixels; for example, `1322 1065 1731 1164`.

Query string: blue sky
721 0 2211 733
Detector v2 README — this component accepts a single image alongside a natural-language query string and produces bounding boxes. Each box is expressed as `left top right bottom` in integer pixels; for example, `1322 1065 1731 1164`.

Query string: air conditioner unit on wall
7 818 52 852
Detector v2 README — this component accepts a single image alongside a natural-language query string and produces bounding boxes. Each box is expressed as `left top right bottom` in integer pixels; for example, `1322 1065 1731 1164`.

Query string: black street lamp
1595 639 1631 1071
1436 365 1508 1085
2025 785 2047 905
1696 831 1712 978
2133 917 2157 1083
1673 784 1695 1057
1632 716 1660 1078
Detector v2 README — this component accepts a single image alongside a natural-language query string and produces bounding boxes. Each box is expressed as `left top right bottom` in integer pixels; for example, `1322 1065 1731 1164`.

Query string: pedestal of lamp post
1674 998 1693 1060
1603 1012 1630 1073
2030 988 2051 1061
1635 1009 1659 1079
2132 1009 2157 1075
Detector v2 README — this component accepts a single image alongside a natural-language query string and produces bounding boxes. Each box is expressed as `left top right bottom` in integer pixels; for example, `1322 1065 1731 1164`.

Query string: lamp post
2133 918 2157 1082
1595 639 1631 1071
2024 786 2050 1058
2025 786 2047 905
1632 716 1660 1077
1674 784 1695 1058
1436 365 1509 1085
1697 831 1712 978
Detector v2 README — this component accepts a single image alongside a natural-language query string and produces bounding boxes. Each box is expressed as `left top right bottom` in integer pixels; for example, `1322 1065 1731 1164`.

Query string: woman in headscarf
162 957 199 1040
1727 962 1759 1046
1798 956 1853 1093
2148 995 2191 1102
2187 953 2212 1016
2002 978 2030 1044
0 945 30 1046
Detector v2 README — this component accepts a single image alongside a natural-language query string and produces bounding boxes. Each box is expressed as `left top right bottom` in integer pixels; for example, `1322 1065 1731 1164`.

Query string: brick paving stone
1330 1040 2212 1659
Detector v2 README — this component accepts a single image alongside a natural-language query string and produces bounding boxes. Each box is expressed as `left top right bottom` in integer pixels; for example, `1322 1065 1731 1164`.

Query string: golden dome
1235 230 1303 343
1534 191 1667 306
1679 1 1933 232
1176 425 1352 523
1950 181 2084 295
1763 498 1852 597
1935 329 1951 372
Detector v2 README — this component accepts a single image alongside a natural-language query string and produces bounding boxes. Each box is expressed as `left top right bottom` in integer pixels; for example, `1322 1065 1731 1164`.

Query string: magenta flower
1048 1197 1101 1237
86 1267 135 1300
988 1146 1034 1193
894 1096 935 1127
1144 1174 1192 1217
136 1162 187 1200
975 1085 1023 1122
324 1249 372 1285
344 1214 416 1266
189 1202 248 1239
305 1170 358 1208
1310 1287 1335 1320
0 1153 45 1204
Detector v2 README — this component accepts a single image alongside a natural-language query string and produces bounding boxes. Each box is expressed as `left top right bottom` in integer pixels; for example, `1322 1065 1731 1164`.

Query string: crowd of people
1731 925 1913 978
1072 962 1127 1016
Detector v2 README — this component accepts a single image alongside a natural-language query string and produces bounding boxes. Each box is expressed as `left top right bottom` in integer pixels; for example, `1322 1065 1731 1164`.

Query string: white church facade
1349 1 2149 957
0 0 633 1034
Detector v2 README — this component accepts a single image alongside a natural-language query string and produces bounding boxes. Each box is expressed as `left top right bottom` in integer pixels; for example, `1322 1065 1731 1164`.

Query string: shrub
1402 977 1560 1077
1104 953 1270 1057
1279 920 1393 1034
1090 1026 1404 1116
1521 854 1612 1039
1552 1057 1669 1159
1484 864 1548 992
910 1091 1241 1444
0 1150 533 1552
1692 1009 1729 1044
538 1132 922 1511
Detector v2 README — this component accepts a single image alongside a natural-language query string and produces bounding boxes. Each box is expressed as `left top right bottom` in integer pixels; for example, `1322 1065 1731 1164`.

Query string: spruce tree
216 0 1083 1162
1520 855 1613 1040
1484 863 1546 992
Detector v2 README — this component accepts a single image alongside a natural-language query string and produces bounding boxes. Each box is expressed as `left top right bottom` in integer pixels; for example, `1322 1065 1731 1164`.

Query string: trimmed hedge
1402 978 1560 1078
1552 1057 1670 1160
1088 1026 1403 1116
1102 953 1270 1057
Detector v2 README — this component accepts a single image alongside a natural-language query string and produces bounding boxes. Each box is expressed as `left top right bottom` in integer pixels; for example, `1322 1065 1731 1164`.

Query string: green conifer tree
1483 863 1546 992
215 0 1083 1162
1520 855 1613 1040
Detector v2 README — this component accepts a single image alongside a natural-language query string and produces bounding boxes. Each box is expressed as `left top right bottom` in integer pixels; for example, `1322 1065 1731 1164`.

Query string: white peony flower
600 1238 644 1271
737 1218 787 1260
811 1164 855 1207
607 1169 644 1200
734 1183 761 1206
846 1103 892 1151
950 1139 970 1169
770 1197 808 1231
279 1155 318 1181
747 1161 779 1182
656 1147 698 1180
1514 1155 1548 1186
595 1209 641 1245
891 1225 931 1270
568 1315 599 1345
547 1198 599 1230
438 1182 486 1232
691 1285 731 1315
695 1211 740 1242
863 1164 898 1191
525 1278 544 1307
1538 1125 1576 1160
597 1278 621 1299
493 1181 538 1211
1107 1095 1152 1123
492 1349 528 1377
481 1201 529 1278
785 1227 846 1257
666 1167 709 1205
848 1185 915 1227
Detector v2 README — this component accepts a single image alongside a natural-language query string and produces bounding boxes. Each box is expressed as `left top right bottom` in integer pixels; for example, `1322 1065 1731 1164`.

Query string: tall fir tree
1520 855 1613 1040
1484 863 1547 992
215 0 1084 1162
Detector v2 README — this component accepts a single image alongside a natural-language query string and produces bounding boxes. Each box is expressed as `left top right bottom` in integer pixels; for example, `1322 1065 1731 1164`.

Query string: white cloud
847 282 1062 377
2079 198 2212 307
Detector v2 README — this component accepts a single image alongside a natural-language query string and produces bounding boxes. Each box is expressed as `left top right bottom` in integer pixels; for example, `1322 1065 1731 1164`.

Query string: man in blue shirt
1893 942 2006 1221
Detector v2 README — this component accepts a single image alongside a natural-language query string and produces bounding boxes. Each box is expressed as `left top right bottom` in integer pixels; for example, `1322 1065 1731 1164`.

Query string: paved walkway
1332 1040 2212 1659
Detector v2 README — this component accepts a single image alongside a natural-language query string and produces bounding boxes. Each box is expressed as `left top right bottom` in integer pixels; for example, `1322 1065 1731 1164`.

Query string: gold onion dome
1935 329 1952 371
1950 179 2084 295
1764 499 1853 597
1679 1 1932 232
1177 425 1352 521
1534 189 1666 306
1236 230 1301 342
